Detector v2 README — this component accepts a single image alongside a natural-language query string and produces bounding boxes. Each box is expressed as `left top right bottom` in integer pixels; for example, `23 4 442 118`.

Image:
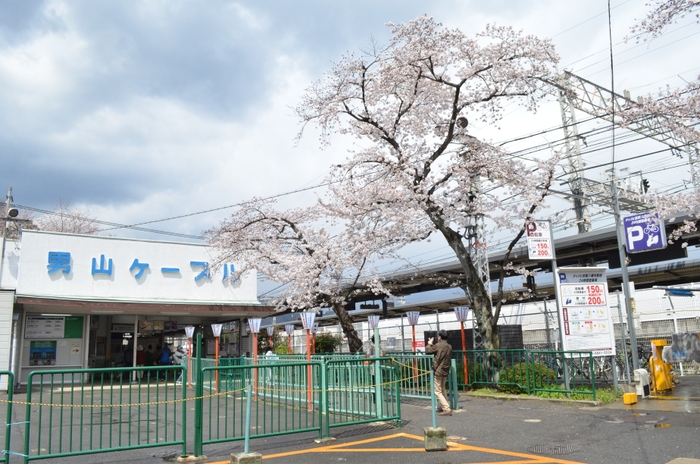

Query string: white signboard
25 317 65 339
16 230 259 305
556 267 616 357
526 220 554 260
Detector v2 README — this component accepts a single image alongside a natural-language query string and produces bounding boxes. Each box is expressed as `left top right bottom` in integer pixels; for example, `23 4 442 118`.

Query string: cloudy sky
1 0 698 271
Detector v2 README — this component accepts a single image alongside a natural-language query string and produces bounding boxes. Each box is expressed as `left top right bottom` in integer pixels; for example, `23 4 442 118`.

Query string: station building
0 230 274 390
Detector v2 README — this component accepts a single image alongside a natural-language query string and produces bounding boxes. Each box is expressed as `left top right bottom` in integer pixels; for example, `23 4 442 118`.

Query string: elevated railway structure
328 219 700 323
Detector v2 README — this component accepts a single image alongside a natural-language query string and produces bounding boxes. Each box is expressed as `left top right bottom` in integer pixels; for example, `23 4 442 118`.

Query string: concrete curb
463 391 601 406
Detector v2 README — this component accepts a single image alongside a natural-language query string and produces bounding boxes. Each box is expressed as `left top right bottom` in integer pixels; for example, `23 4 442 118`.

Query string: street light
1 187 30 382
184 325 195 389
406 311 420 352
1 187 28 289
265 326 275 353
300 311 317 411
248 318 262 397
367 315 382 415
211 323 223 392
454 307 470 392
285 324 295 354
406 311 420 386
311 322 319 354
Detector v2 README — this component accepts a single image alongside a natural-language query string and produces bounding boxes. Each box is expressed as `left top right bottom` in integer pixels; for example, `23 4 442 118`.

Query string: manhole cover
527 444 580 455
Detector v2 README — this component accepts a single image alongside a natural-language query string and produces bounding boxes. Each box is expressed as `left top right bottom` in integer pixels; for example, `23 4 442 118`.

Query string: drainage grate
527 444 580 455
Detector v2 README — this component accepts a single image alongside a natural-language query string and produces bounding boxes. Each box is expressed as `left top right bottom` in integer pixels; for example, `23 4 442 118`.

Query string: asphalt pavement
10 376 700 464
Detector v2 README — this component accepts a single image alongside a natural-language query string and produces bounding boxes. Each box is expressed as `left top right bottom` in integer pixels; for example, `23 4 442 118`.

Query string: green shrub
498 362 556 394
315 333 342 354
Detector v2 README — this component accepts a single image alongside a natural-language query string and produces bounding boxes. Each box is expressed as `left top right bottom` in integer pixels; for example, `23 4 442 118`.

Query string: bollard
230 380 262 464
424 370 447 451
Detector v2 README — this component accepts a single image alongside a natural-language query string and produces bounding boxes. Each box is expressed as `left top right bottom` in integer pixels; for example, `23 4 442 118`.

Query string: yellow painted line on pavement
212 432 585 463
649 395 700 400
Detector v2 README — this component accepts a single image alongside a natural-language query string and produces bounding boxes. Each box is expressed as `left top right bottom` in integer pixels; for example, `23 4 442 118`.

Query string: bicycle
581 355 625 383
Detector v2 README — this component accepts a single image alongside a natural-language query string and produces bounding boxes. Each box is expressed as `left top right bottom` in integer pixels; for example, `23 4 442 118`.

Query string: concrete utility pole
465 203 489 350
0 187 17 286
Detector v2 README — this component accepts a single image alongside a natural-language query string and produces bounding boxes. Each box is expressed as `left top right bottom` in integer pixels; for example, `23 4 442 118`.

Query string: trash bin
633 369 650 398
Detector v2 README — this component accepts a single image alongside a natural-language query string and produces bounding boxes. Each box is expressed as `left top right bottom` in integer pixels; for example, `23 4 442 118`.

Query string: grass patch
468 386 623 403
535 385 622 403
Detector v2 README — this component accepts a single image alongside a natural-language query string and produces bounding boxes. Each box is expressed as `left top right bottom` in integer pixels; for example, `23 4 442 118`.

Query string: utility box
633 369 650 398
650 339 674 393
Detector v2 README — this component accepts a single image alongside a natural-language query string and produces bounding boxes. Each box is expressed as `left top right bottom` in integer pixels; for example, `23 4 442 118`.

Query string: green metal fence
5 346 600 462
0 371 13 464
323 357 401 437
198 361 324 446
385 352 435 399
458 349 597 401
23 366 187 462
529 350 597 400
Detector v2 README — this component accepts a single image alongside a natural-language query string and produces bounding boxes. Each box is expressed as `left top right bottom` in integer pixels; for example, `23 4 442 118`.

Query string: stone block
424 426 447 451
230 452 262 464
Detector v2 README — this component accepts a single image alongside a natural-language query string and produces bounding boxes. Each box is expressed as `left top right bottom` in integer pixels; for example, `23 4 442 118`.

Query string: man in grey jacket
426 330 452 416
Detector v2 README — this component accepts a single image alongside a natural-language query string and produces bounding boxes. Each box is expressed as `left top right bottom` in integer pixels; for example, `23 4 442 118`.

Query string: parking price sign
556 267 616 357
526 220 554 260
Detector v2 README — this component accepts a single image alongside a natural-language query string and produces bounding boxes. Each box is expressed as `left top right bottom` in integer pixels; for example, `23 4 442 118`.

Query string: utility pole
611 176 641 370
0 187 17 286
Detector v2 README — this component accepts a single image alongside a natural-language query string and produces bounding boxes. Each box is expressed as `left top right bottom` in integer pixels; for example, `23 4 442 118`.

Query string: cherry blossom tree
295 17 564 349
619 1 700 235
620 1 700 141
630 0 700 41
206 198 407 353
32 199 101 235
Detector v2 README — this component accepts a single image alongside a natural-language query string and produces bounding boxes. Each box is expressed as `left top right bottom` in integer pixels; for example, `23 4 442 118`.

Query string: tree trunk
332 301 364 353
440 227 500 350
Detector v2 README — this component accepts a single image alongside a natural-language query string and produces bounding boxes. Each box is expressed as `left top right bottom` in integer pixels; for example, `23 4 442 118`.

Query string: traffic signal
641 178 650 193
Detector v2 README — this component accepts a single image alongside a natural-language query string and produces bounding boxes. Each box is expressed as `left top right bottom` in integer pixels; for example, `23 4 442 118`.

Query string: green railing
457 349 597 401
385 352 435 399
7 347 600 462
529 350 597 400
23 366 186 462
460 349 530 392
199 361 324 444
0 371 13 464
323 357 401 437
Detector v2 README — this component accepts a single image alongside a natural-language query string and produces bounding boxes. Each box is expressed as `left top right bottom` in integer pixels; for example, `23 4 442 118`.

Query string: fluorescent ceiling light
40 313 72 317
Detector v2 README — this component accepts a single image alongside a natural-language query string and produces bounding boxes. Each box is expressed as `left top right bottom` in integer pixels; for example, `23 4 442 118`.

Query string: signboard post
556 267 616 357
526 220 554 260
623 212 666 253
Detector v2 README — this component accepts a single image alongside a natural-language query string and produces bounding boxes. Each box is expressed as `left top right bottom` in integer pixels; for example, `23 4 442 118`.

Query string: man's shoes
437 410 452 416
